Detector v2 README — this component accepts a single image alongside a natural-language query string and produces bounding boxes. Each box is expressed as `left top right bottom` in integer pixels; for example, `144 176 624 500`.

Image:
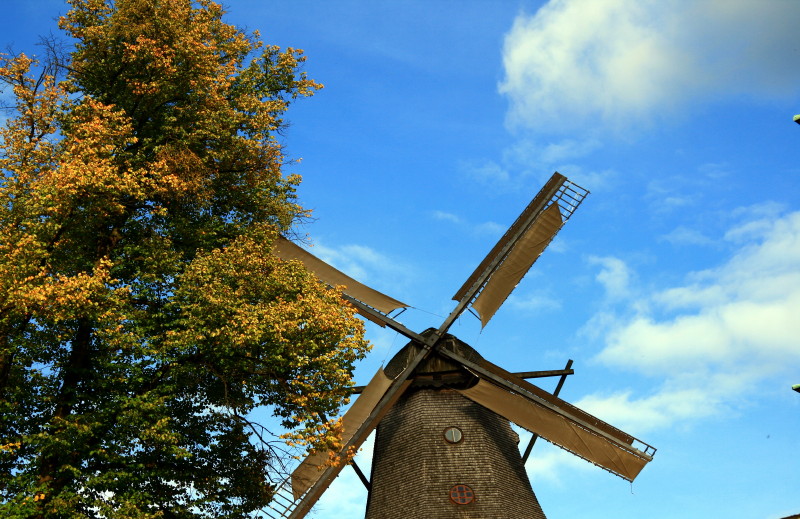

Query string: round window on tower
443 426 463 444
449 484 475 505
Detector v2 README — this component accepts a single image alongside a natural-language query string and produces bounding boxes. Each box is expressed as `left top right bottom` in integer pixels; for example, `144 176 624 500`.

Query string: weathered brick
365 335 548 519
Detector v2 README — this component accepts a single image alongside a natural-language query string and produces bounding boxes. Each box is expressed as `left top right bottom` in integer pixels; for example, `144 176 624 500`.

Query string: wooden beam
349 460 371 491
521 359 573 463
348 367 574 394
514 368 574 380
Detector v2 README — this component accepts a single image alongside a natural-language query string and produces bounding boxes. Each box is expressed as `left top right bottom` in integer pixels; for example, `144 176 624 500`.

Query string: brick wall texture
365 388 548 519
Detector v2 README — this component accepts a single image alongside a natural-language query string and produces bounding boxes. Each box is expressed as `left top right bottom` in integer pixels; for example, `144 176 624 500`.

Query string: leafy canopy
0 0 369 516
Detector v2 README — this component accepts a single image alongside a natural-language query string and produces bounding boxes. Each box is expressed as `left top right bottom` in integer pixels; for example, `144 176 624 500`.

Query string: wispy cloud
659 226 715 247
510 290 562 313
432 210 461 224
309 241 413 293
462 142 614 193
463 159 511 186
474 220 506 236
500 0 800 134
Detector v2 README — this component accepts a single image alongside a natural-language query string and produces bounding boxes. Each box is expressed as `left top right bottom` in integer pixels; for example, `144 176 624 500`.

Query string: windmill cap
383 331 483 389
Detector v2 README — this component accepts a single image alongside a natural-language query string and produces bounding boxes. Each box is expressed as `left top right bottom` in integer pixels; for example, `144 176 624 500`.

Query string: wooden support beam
349 460 371 491
521 359 573 463
348 367 573 394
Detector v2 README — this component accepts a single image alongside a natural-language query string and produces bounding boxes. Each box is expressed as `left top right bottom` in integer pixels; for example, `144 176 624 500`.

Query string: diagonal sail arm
437 346 655 481
342 295 424 342
285 330 443 519
272 236 409 325
444 172 589 331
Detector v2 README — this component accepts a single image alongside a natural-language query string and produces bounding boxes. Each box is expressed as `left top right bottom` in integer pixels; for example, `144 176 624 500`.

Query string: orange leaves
0 53 63 189
146 145 210 204
8 256 128 323
168 229 369 452
1 441 23 452
122 35 180 96
39 98 143 215
276 47 324 99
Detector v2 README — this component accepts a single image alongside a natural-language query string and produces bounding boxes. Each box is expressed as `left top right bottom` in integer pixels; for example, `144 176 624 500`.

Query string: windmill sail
470 202 562 326
290 368 393 498
459 379 652 481
451 172 588 328
436 345 654 480
272 236 408 322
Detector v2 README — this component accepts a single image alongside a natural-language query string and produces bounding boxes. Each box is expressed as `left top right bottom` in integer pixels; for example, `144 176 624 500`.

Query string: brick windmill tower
365 333 551 518
264 173 656 518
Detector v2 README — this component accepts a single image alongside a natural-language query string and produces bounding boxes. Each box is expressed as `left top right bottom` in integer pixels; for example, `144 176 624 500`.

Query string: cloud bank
579 210 800 432
500 0 800 134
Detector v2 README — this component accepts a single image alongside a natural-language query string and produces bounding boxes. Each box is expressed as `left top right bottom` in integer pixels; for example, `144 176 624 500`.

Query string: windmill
263 172 656 518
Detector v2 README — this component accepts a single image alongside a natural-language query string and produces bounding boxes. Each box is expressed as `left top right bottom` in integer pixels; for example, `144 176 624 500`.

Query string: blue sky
4 1 800 518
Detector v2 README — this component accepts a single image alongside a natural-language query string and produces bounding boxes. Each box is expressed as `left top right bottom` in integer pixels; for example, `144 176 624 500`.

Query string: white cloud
522 419 669 487
588 255 634 301
432 210 461 224
500 0 800 134
603 294 800 377
574 385 723 434
585 210 800 429
724 202 787 242
310 241 410 288
524 439 591 485
510 290 562 312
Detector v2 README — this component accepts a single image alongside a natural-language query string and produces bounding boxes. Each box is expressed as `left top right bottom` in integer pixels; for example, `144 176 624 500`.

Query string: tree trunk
36 320 93 508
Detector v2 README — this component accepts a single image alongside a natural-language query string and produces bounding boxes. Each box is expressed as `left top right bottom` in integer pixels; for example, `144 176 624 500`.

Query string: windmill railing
553 176 589 218
260 477 300 518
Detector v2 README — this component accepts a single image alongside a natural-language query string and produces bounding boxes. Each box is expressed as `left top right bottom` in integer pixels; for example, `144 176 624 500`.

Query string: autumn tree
0 0 369 516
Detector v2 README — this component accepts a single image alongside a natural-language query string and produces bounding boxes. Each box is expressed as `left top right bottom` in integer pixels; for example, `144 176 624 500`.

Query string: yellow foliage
0 0 359 513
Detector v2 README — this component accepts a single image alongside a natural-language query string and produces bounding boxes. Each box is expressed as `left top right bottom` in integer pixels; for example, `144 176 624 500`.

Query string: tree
0 0 369 516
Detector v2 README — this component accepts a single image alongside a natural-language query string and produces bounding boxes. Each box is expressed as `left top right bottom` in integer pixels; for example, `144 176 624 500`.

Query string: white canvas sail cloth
290 369 394 500
470 203 563 327
272 236 408 318
459 379 652 481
